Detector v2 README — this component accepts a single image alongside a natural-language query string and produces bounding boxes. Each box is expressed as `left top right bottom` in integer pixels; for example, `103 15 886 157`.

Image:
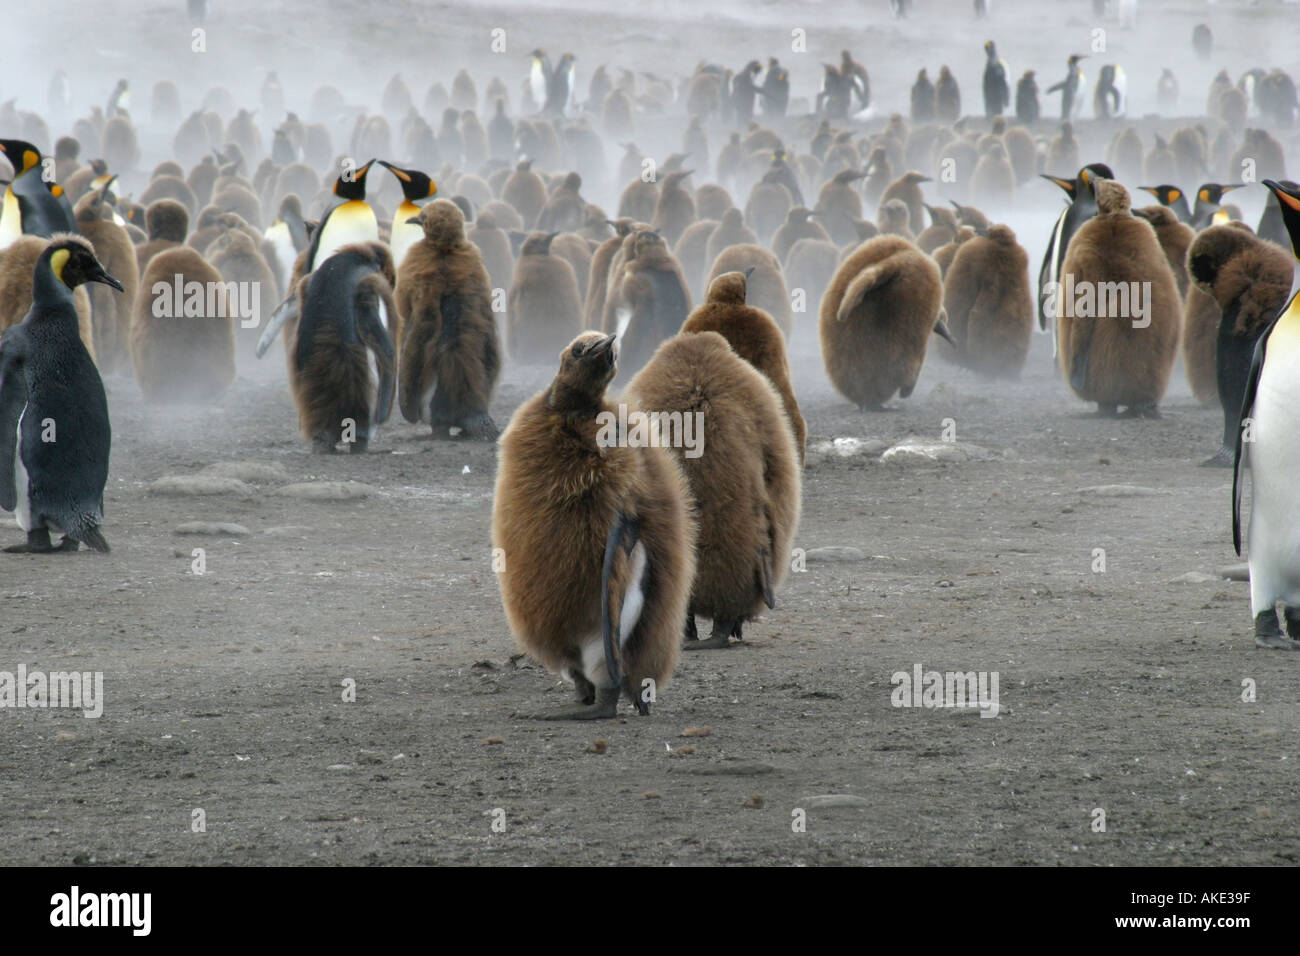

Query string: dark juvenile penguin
626 331 800 650
1231 181 1300 648
0 236 119 552
1055 179 1181 417
935 67 961 122
940 223 1033 378
506 232 582 361
1015 70 1039 123
131 247 236 403
608 230 692 380
394 200 501 440
73 181 139 374
491 331 696 718
681 270 805 462
1037 163 1113 334
1185 224 1292 466
652 170 696 246
879 170 930 235
1132 204 1195 297
268 242 396 453
820 236 950 409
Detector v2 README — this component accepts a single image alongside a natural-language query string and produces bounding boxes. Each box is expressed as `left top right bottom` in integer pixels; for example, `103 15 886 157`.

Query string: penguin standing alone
0 236 120 553
491 332 696 718
1232 180 1300 647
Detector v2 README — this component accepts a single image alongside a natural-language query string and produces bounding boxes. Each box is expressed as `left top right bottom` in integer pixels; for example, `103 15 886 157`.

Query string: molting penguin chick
491 332 696 718
506 231 582 362
820 235 949 409
1185 223 1292 466
940 223 1033 378
626 331 801 649
681 270 806 462
1055 179 1181 417
395 200 501 440
0 235 120 552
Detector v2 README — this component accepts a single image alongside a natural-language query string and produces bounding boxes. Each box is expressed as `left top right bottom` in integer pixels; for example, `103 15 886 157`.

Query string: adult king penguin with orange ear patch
0 236 120 553
492 332 696 719
1233 181 1300 649
302 159 378 274
377 160 437 270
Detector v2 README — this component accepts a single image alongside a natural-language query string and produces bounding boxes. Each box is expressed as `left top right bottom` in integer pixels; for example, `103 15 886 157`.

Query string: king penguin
982 41 1010 118
0 235 121 553
1232 180 1300 648
1138 184 1192 224
377 160 437 271
1037 163 1113 344
0 140 78 249
302 160 378 274
1190 183 1244 231
1047 54 1087 119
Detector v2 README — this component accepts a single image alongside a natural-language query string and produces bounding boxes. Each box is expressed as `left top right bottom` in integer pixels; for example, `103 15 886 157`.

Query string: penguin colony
3 9 1300 730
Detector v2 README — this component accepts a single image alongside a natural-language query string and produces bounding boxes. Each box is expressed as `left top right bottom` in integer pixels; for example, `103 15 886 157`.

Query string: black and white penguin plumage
1233 180 1300 648
1036 163 1113 341
0 235 120 553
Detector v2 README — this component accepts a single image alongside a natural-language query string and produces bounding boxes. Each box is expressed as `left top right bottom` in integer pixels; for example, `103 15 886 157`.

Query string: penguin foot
1119 403 1161 419
311 436 337 454
1096 404 1119 418
1200 446 1234 468
524 686 620 720
685 620 742 650
1254 610 1300 649
683 614 698 643
4 529 66 554
460 413 500 441
572 673 596 705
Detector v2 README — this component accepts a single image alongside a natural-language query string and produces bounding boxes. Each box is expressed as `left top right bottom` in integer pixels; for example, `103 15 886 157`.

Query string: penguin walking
0 236 120 553
260 242 397 453
1232 180 1300 648
395 201 501 440
1055 179 1181 417
377 161 438 272
982 42 1010 118
491 332 696 718
820 236 952 410
626 331 801 650
1047 55 1087 119
1187 223 1292 467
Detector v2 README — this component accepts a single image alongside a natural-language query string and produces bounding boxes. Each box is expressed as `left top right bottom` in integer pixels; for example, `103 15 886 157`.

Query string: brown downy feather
506 231 582 361
74 190 140 374
940 223 1033 378
706 244 793 338
0 235 96 360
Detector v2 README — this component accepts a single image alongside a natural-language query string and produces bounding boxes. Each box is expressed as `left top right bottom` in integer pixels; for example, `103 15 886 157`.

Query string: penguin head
333 160 374 201
1197 183 1242 206
0 139 42 175
378 160 437 202
1187 223 1259 292
984 41 997 59
706 270 749 305
41 235 124 293
1263 180 1300 258
549 332 618 412
408 198 466 246
146 199 189 241
1140 185 1182 206
1090 178 1130 216
520 231 560 256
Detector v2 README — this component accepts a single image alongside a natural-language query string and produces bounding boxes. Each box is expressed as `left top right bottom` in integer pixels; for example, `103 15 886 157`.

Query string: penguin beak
94 270 124 292
1041 174 1075 196
1220 184 1244 194
589 333 617 366
933 316 956 346
744 266 756 279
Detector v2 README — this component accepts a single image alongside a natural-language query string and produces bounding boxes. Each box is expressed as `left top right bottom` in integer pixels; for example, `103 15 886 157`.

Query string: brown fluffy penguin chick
877 198 914 240
785 237 840 318
651 170 696 246
682 271 806 463
916 203 958 254
395 200 501 440
1181 285 1220 406
1133 205 1195 298
1055 180 1181 417
503 160 548 228
705 207 758 265
0 235 96 360
506 231 582 362
772 207 830 263
131 247 236 402
136 200 189 276
74 188 140 374
878 170 930 234
673 219 719 301
625 331 800 650
538 172 587 234
1185 223 1293 463
491 332 696 719
743 180 793 246
281 241 397 452
551 233 593 303
820 235 948 410
584 218 639 330
467 211 515 294
607 231 693 382
208 229 277 363
933 226 976 278
940 224 1033 378
706 244 793 338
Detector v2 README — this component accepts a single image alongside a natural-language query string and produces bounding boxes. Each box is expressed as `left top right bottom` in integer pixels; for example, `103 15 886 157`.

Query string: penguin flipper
255 293 299 358
1233 315 1278 555
601 512 646 690
355 275 397 426
837 261 899 320
0 334 27 513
